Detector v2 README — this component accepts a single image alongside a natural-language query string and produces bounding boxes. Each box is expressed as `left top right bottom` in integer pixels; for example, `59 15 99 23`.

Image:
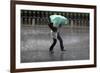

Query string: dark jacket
48 23 57 32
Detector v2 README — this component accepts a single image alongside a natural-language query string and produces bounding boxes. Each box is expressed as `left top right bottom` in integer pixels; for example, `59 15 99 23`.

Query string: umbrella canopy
50 14 68 27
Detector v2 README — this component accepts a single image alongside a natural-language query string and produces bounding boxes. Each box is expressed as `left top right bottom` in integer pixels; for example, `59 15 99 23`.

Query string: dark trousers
49 33 64 51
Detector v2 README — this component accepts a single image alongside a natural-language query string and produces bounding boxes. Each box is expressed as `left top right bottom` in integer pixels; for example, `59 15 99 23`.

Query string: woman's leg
49 38 57 51
57 33 65 51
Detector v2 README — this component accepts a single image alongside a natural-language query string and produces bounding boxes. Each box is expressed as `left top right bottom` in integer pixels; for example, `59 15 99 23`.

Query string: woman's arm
48 23 57 32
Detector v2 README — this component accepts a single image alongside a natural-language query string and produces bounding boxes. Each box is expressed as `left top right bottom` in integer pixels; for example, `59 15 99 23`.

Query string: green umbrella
50 14 68 27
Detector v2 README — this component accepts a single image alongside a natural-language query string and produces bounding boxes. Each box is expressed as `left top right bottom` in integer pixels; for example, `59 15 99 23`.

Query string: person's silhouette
48 23 66 53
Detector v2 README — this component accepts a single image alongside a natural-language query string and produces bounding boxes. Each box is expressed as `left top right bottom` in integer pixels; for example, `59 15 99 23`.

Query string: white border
16 4 94 69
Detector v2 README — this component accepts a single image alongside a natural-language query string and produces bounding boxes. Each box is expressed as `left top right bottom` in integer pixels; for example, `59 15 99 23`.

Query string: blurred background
21 10 89 27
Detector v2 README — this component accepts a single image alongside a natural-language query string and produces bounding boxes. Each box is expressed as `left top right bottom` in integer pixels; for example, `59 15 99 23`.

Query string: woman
48 23 66 53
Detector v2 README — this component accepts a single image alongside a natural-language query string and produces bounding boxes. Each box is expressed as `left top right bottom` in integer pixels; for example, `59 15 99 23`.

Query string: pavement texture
21 25 89 63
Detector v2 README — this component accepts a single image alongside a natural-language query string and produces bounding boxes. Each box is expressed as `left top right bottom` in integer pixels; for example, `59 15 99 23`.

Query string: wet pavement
21 25 89 63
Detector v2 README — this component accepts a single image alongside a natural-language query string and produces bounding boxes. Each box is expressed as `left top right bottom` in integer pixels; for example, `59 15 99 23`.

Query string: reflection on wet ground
21 26 89 63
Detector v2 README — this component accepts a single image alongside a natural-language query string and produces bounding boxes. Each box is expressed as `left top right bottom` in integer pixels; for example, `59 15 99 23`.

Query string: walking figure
48 14 68 53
